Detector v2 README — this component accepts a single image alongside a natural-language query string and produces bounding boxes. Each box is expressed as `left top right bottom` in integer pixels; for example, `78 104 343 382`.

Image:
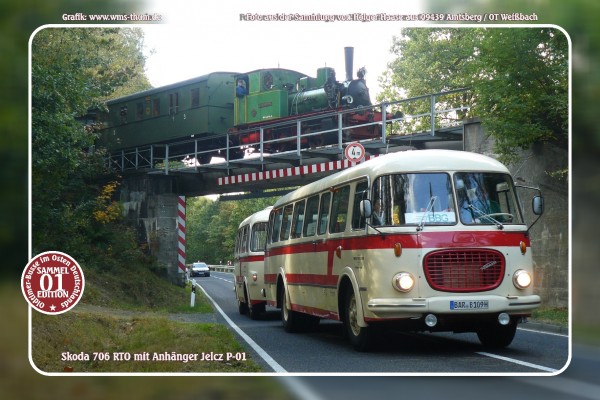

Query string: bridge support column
119 174 186 286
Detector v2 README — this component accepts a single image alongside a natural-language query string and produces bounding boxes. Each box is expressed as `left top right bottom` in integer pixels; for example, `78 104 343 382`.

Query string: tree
379 28 568 164
31 28 151 259
186 196 277 264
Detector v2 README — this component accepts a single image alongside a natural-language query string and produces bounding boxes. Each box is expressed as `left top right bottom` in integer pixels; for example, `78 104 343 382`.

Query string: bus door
292 192 331 314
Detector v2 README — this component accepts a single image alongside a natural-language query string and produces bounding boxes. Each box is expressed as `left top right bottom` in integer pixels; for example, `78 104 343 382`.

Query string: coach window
152 99 160 116
351 180 368 230
280 204 294 241
317 192 331 235
191 88 200 108
303 195 320 237
119 105 128 124
291 200 306 239
169 92 179 115
329 185 350 234
136 102 144 120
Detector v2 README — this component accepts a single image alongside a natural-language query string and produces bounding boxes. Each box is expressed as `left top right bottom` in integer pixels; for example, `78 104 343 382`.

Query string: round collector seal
21 251 85 315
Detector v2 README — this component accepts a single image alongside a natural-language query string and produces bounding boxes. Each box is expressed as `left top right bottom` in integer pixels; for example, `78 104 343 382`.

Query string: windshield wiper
417 196 437 231
468 204 505 230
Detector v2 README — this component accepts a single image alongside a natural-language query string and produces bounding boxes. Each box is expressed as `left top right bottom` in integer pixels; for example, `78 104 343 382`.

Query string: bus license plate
450 300 489 310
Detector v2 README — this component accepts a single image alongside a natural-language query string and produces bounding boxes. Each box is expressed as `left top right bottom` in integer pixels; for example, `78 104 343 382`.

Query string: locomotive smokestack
344 47 354 81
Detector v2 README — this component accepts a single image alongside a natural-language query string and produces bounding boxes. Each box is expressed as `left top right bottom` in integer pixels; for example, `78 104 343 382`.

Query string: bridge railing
106 89 470 174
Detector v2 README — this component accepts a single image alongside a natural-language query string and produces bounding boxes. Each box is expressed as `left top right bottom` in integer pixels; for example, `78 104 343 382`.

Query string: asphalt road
192 271 570 375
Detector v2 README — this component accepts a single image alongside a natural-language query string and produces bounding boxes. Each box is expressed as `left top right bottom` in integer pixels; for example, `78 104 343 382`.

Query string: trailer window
251 222 268 252
239 225 249 253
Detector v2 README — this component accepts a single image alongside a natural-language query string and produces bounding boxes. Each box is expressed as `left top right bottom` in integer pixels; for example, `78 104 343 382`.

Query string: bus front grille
423 249 505 292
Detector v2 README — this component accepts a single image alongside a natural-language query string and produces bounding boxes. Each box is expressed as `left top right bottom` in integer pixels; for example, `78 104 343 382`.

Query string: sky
142 0 425 100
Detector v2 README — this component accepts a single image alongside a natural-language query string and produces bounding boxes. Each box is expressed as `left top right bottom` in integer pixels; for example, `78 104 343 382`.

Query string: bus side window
280 204 294 241
330 185 350 234
303 195 320 237
270 208 282 244
291 200 305 239
317 192 331 235
352 180 368 229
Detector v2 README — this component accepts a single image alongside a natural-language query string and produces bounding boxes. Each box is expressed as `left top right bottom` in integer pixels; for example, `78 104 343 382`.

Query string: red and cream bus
262 149 544 351
234 206 272 319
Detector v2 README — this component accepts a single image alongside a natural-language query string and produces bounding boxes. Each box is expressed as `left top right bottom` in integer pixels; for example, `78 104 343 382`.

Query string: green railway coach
99 71 238 157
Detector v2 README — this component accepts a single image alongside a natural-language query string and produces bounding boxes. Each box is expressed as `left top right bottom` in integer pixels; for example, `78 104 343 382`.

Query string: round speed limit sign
344 142 366 163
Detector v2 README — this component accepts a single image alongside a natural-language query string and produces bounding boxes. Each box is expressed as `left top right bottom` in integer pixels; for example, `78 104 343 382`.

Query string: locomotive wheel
227 147 244 161
198 153 212 165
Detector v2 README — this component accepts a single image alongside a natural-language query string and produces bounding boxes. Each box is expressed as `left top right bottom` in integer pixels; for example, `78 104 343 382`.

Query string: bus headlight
513 269 532 289
392 272 415 293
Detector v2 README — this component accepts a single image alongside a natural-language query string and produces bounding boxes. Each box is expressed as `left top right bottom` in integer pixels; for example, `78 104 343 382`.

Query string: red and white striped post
177 195 186 274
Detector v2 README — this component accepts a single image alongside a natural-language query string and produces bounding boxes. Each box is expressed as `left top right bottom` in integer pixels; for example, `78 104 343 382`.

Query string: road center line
477 351 558 373
194 282 287 373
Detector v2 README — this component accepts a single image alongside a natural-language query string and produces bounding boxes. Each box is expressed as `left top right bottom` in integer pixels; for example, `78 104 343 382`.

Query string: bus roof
238 206 273 229
274 149 509 207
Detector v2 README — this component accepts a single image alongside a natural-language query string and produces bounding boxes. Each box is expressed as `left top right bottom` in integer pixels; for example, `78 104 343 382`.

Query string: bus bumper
366 294 541 316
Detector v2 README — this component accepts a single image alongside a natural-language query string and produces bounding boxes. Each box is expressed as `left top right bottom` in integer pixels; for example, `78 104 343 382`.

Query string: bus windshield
372 173 456 226
454 172 524 225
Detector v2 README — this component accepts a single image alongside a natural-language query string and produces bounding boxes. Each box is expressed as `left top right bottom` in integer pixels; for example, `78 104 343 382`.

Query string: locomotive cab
233 47 383 154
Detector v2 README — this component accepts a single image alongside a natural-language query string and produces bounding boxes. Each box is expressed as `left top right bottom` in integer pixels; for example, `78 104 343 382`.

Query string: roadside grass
82 262 213 314
531 307 569 327
31 311 262 373
3 283 296 399
30 260 264 373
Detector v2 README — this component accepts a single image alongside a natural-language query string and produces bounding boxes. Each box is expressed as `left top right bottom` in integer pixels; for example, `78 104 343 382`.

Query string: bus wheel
281 285 302 333
344 286 371 351
236 288 248 315
476 319 517 348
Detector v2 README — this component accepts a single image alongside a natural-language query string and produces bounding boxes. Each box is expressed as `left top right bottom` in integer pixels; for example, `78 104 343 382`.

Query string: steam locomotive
98 47 386 164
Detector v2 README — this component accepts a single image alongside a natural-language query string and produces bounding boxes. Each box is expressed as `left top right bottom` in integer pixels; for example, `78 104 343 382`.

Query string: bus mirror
532 195 544 215
360 199 372 218
496 182 509 192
